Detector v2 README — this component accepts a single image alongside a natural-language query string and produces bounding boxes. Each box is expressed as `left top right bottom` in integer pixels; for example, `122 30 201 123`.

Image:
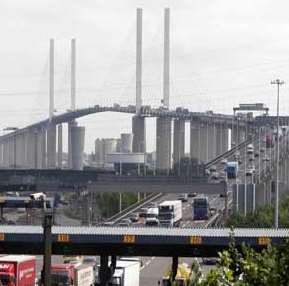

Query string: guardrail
205 136 258 169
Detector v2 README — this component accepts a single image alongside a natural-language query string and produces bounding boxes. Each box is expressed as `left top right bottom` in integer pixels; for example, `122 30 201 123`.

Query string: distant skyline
1 0 289 152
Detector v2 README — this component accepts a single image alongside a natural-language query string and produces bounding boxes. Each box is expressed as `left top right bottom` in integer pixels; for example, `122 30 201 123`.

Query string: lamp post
271 79 284 228
3 127 19 168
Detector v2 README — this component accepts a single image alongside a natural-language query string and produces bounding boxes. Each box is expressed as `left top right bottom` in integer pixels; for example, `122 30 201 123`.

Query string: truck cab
145 208 159 226
158 201 182 227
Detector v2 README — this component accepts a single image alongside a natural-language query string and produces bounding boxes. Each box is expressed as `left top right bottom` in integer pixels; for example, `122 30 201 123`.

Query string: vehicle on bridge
192 197 211 220
29 192 46 201
266 134 274 148
51 263 94 286
158 200 182 227
226 161 238 179
145 207 159 226
247 144 254 154
0 255 36 286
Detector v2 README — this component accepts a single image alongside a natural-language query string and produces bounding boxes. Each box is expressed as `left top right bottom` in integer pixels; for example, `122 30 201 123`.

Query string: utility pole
43 202 52 286
271 78 284 228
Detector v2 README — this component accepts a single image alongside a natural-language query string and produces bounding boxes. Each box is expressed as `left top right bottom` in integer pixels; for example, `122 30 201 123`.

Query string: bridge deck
0 226 287 257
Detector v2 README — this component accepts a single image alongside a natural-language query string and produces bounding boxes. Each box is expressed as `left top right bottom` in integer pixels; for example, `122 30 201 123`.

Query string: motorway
1 131 282 285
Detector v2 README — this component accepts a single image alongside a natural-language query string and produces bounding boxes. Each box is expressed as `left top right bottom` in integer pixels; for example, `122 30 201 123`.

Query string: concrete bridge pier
57 124 63 168
41 128 47 169
156 117 171 172
47 124 56 168
221 124 228 153
190 121 201 162
208 123 216 161
69 124 85 170
0 143 3 167
173 119 185 173
231 124 239 147
215 123 223 156
132 116 146 153
3 140 8 167
199 123 208 163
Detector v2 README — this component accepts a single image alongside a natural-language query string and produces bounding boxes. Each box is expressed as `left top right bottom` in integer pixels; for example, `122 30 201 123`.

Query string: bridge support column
70 124 85 170
0 143 2 167
41 128 47 169
255 182 266 208
221 124 228 153
35 129 43 169
132 116 146 152
99 255 116 286
173 119 185 174
208 123 216 161
190 121 200 162
57 124 63 168
199 123 208 163
47 124 56 168
216 124 222 156
171 256 178 282
156 117 171 173
3 141 8 167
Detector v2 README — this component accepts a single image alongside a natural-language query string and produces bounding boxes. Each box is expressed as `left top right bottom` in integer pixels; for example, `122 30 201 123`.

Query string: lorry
226 161 238 179
145 207 159 226
51 263 94 286
266 134 274 148
0 255 36 286
192 197 210 220
95 258 140 286
158 200 182 227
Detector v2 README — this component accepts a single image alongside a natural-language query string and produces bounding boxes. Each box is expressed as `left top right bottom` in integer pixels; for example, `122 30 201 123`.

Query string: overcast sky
1 0 289 152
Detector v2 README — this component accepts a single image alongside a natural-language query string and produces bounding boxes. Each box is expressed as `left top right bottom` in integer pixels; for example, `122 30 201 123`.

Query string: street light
271 79 284 228
3 127 18 168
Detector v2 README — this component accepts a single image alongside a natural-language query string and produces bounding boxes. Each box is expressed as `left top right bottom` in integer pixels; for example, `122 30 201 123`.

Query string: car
249 156 254 162
246 167 255 176
147 202 158 208
254 152 259 157
101 221 115 226
202 257 220 265
260 147 265 153
211 172 219 180
234 151 240 159
262 156 270 162
129 213 139 223
221 159 227 165
177 194 188 202
209 165 217 173
139 208 148 218
188 192 197 197
118 219 131 227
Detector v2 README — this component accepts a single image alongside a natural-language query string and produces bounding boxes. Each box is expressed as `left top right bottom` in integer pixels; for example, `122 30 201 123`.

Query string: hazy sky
1 0 289 152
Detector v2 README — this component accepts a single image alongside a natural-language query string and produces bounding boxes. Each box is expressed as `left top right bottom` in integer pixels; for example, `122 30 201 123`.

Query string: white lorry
95 258 140 286
158 200 182 227
145 207 159 226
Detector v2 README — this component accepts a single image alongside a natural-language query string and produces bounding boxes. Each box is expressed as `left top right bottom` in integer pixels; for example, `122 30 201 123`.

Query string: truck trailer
158 200 182 227
0 255 36 286
51 263 94 286
95 258 140 286
226 161 238 179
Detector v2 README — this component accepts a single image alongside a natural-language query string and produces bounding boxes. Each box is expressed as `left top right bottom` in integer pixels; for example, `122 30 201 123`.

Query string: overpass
0 169 227 195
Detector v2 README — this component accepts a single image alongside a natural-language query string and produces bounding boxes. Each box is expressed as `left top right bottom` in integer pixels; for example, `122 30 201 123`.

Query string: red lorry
51 263 94 286
266 134 274 148
0 255 36 286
